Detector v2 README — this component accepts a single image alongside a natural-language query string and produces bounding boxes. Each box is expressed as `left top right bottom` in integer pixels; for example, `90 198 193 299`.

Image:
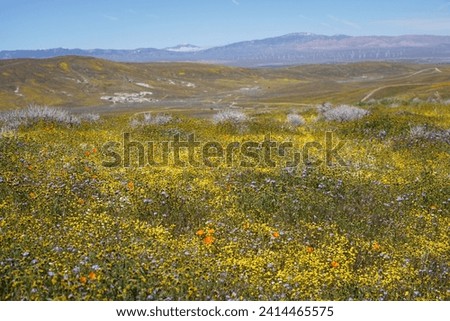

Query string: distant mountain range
1 33 450 66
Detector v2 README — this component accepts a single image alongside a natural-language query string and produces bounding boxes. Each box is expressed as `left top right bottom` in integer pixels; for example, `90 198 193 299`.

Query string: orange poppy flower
272 231 280 238
196 229 205 236
331 261 339 268
79 276 87 284
306 246 314 253
88 271 96 280
203 235 215 245
372 241 381 251
127 181 134 191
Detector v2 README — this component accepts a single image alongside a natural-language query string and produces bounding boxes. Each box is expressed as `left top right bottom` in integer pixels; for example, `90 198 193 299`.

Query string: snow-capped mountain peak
164 44 203 52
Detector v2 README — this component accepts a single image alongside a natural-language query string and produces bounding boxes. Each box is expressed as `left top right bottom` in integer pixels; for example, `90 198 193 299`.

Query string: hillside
0 56 450 111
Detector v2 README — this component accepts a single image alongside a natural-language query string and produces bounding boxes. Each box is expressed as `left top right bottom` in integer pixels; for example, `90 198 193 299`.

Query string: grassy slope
1 57 450 110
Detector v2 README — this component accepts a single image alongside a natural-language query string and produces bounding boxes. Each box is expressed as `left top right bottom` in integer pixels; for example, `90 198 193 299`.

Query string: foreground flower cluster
0 103 448 300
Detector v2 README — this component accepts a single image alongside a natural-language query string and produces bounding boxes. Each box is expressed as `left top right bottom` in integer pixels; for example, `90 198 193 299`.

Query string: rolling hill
1 56 449 112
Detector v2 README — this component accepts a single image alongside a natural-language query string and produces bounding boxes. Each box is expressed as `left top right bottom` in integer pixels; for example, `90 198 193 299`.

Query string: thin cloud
231 0 240 5
372 17 450 32
299 14 313 22
103 14 119 21
327 15 360 29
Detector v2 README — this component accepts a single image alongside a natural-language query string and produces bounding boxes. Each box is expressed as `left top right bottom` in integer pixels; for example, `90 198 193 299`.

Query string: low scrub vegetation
286 113 306 127
212 109 249 125
130 112 174 127
0 105 100 132
320 104 369 122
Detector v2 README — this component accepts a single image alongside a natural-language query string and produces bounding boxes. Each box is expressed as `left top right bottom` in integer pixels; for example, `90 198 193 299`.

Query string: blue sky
1 0 449 50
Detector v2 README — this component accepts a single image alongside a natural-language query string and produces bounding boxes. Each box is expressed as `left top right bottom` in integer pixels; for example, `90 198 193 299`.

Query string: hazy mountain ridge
1 33 450 66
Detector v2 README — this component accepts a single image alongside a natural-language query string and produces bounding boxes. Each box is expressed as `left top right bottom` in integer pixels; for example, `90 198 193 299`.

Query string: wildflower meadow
0 103 448 300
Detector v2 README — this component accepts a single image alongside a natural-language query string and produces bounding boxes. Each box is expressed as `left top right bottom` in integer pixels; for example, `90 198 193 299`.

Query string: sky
0 0 449 50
